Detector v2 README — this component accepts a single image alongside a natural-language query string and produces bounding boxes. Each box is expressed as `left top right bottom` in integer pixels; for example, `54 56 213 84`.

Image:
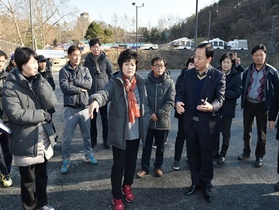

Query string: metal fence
0 39 20 57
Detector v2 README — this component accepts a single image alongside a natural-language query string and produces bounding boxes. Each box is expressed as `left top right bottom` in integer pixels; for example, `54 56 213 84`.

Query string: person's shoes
112 198 124 210
218 156 226 164
155 168 163 177
165 139 168 145
37 204 54 210
274 182 279 191
152 144 157 149
255 157 263 167
204 188 213 203
137 170 147 178
91 141 97 148
84 154 98 165
1 174 13 187
213 153 220 159
54 134 58 142
185 185 198 195
60 160 70 174
237 153 250 160
103 141 110 149
173 160 180 170
122 185 135 203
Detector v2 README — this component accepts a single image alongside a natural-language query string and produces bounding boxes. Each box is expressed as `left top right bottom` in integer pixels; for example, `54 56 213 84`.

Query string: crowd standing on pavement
1 41 279 210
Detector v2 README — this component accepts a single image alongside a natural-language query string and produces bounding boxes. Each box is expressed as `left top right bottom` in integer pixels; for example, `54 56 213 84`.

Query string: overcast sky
70 0 218 27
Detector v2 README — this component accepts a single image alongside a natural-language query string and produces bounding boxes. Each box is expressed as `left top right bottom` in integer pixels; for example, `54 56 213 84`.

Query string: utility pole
132 2 144 52
194 0 199 49
29 0 35 50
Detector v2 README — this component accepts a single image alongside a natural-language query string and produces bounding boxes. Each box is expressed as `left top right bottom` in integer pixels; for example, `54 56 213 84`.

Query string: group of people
0 40 279 210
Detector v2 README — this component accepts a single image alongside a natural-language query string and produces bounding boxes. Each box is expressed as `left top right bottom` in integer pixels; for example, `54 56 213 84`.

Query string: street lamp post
132 2 144 52
208 11 211 42
29 0 35 50
194 0 199 49
271 15 276 54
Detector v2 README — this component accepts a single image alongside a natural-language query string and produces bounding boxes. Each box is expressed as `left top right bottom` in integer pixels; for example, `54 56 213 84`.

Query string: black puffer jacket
145 71 175 130
83 51 113 95
220 68 242 118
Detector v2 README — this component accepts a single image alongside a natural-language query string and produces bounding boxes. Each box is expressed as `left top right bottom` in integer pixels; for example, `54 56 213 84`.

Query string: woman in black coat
214 52 243 164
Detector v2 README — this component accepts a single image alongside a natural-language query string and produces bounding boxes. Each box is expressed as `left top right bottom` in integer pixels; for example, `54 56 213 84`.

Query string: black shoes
238 153 250 160
103 141 110 149
185 185 213 203
255 157 263 167
185 185 198 195
204 188 213 203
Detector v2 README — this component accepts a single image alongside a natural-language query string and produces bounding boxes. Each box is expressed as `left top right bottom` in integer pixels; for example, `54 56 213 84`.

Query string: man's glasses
153 64 165 68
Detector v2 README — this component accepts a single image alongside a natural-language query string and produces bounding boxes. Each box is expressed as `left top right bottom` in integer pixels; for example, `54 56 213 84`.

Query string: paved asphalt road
1 62 279 209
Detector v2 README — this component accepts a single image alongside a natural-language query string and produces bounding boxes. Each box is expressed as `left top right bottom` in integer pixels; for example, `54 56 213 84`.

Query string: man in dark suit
175 43 226 203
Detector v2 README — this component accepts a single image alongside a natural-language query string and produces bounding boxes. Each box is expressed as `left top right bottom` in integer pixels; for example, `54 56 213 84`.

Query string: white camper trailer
209 38 225 49
227 39 248 50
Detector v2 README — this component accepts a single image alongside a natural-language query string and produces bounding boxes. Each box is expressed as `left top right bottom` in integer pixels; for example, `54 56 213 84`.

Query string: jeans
62 107 92 160
141 129 168 172
111 139 139 199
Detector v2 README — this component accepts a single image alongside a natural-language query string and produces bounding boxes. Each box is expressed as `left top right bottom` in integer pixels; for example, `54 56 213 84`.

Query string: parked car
140 43 158 50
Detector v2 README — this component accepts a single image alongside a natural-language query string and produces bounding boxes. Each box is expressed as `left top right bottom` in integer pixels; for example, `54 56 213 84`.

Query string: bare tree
0 0 24 46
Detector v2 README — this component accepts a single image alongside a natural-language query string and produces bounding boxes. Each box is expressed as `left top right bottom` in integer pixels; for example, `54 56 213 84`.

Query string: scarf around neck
124 75 140 123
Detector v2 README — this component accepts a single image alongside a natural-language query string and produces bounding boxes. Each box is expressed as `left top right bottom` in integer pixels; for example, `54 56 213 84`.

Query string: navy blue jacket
176 66 226 135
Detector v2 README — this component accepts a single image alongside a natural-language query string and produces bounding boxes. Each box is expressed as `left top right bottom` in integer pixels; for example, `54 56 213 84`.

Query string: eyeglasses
153 64 165 68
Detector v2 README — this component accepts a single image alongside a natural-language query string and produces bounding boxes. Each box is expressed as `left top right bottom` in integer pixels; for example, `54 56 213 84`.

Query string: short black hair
0 50 7 59
14 47 37 72
251 44 267 55
196 43 214 59
117 49 139 71
89 38 101 47
67 45 81 55
219 52 235 66
151 56 167 67
186 56 194 67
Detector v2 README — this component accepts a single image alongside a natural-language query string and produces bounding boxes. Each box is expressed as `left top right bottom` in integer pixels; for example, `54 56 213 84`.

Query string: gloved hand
44 111 52 122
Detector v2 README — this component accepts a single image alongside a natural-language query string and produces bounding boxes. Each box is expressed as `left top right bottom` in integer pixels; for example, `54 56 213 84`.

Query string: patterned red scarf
124 75 140 123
